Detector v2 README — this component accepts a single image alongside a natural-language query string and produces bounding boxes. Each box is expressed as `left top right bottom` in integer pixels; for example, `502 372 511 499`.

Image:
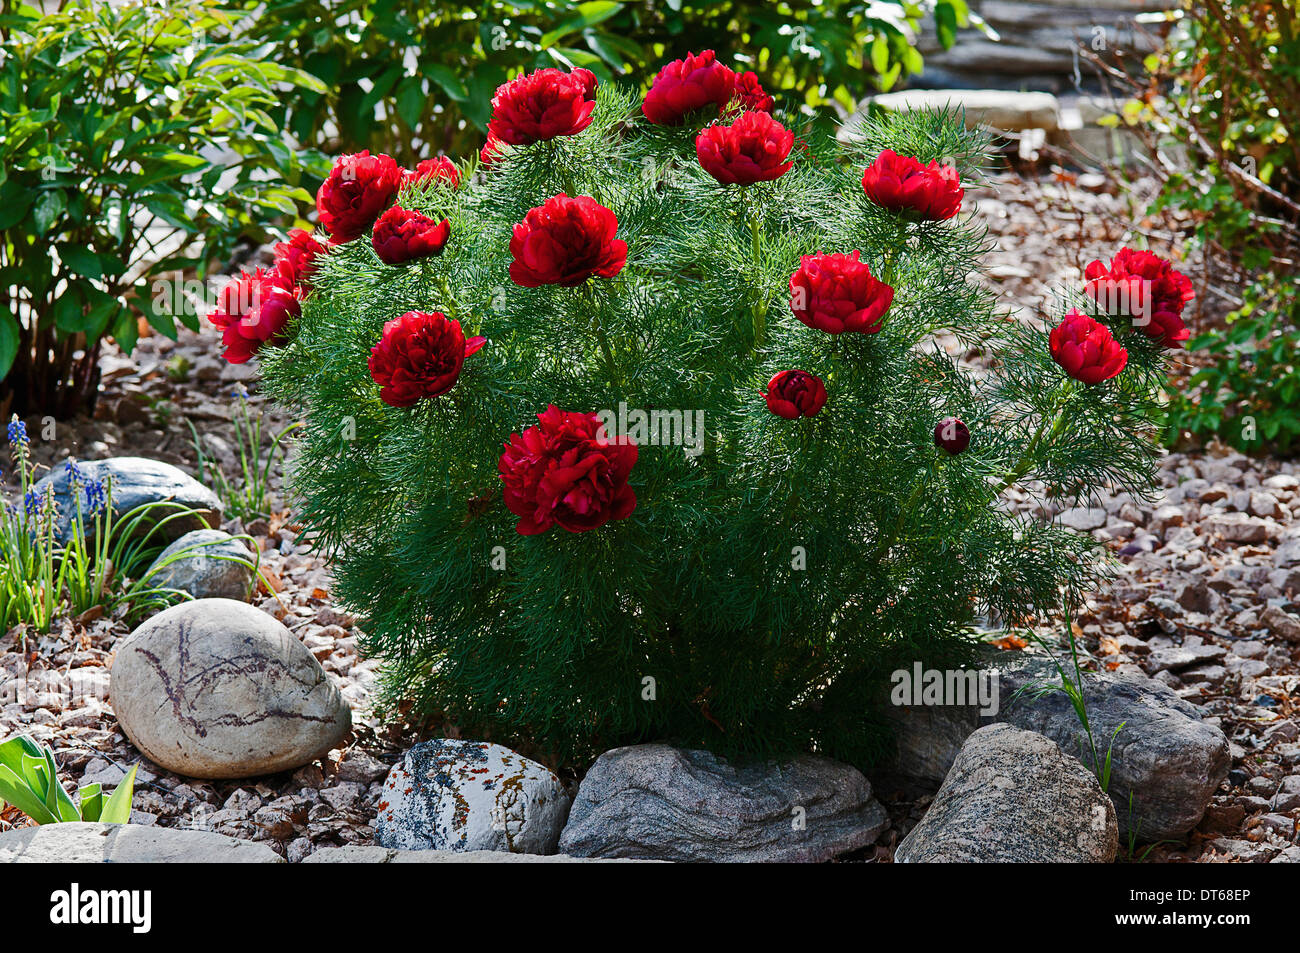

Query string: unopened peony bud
934 417 970 454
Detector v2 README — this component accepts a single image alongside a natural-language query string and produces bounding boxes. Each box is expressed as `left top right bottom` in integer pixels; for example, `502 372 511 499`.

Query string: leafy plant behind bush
243 0 978 162
0 0 324 418
1117 1 1300 452
259 68 1172 769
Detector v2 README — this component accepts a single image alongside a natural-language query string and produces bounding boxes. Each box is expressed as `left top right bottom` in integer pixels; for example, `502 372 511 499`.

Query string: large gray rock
558 743 888 862
884 650 1230 841
895 724 1118 863
0 822 283 863
375 740 570 855
144 529 256 601
110 599 351 779
303 846 652 863
31 457 221 543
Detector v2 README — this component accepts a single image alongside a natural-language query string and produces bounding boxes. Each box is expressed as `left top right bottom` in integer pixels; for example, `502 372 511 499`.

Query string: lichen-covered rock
31 456 221 543
885 650 1229 840
144 529 256 601
895 724 1118 863
0 822 283 863
375 740 570 855
558 743 888 862
110 599 351 779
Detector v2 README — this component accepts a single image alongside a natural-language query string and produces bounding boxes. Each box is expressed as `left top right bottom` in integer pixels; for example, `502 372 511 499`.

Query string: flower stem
994 380 1074 494
586 282 621 392
748 209 768 350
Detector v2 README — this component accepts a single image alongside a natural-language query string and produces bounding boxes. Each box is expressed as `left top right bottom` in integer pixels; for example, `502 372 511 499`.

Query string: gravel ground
1 168 1293 862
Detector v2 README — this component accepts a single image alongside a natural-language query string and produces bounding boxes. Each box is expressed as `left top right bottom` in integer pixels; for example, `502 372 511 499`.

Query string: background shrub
1119 1 1300 452
243 0 978 162
0 0 324 418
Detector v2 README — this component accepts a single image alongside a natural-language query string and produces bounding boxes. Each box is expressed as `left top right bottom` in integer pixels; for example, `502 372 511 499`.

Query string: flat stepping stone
0 822 282 863
302 846 653 863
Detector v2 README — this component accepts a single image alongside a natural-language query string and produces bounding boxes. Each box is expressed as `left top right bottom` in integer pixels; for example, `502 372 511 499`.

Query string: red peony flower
861 149 964 221
480 135 505 168
789 250 894 334
1049 310 1128 385
209 269 300 364
509 194 628 287
762 369 827 419
488 67 598 147
367 311 485 407
272 228 327 289
407 157 461 188
372 206 451 265
498 405 638 535
733 71 774 113
1083 247 1194 349
316 151 403 244
642 50 737 126
695 110 794 186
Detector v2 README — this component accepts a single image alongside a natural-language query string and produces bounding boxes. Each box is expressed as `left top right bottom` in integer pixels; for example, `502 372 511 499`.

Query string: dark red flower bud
934 417 971 455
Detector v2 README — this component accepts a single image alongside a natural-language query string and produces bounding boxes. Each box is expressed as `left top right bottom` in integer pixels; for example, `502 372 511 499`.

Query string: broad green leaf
0 308 18 377
0 764 59 825
110 305 140 354
57 243 102 280
424 64 468 103
43 747 81 822
0 735 44 775
32 188 66 234
936 3 960 50
78 782 102 822
395 76 425 129
99 764 137 824
540 1 623 49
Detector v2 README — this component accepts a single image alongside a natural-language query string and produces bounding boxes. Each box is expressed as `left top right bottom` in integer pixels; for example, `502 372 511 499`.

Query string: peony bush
233 53 1191 767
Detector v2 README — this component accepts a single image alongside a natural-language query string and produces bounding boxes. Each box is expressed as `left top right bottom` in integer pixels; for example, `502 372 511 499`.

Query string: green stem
586 282 621 393
874 453 944 565
994 380 1075 494
748 210 768 350
435 275 457 321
